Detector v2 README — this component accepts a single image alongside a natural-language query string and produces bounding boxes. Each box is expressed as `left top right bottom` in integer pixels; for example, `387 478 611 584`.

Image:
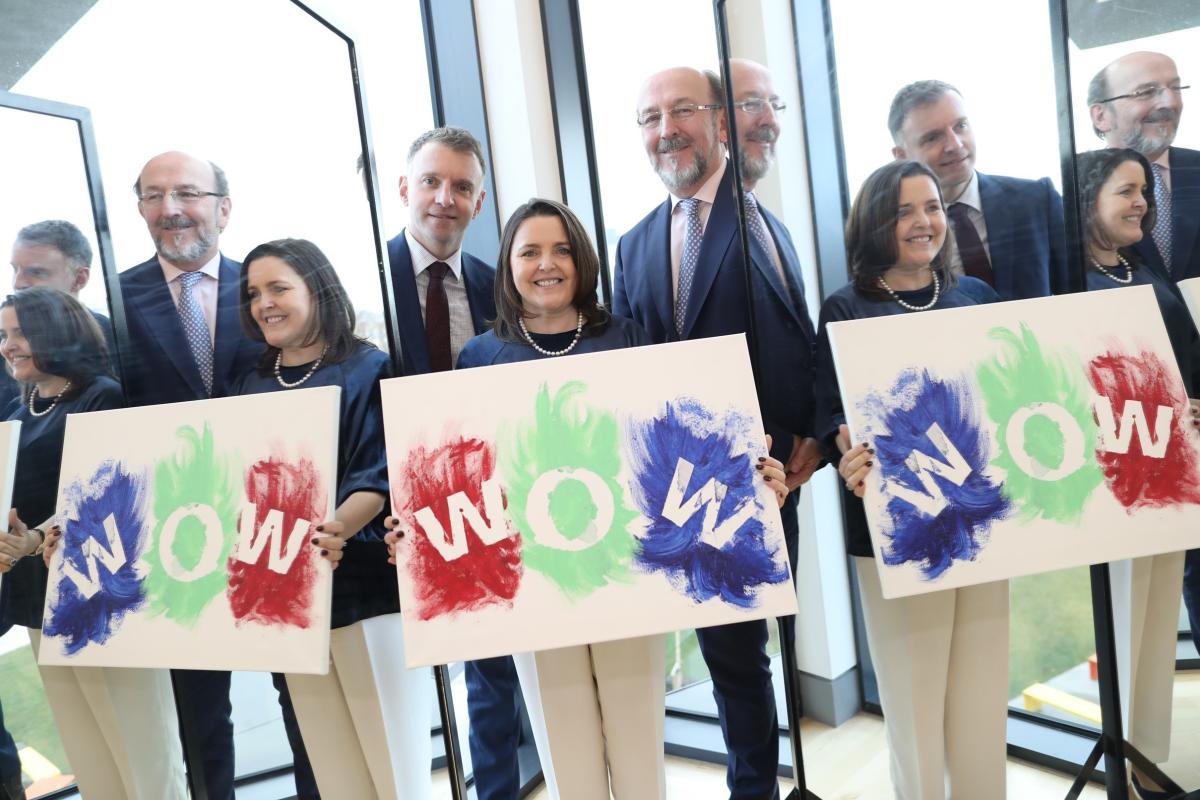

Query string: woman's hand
1190 398 1200 429
836 424 874 499
758 435 790 508
0 510 42 573
42 525 63 567
384 516 404 565
310 520 346 569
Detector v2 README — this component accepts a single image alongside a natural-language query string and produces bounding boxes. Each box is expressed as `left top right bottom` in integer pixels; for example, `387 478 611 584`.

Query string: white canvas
38 388 339 672
0 420 21 592
382 335 799 668
829 286 1200 598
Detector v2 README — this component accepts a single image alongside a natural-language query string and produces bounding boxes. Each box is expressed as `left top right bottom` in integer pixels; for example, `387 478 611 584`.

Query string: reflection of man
613 66 818 800
1090 51 1198 281
118 151 287 800
727 59 783 192
386 128 516 800
890 80 1068 298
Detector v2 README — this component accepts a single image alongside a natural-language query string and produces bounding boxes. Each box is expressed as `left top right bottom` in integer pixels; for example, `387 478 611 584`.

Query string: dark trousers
272 672 319 799
465 656 522 800
0 623 19 786
1183 549 1200 657
696 493 799 800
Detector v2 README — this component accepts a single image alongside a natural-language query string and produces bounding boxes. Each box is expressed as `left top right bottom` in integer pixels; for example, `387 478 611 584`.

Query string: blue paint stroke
44 461 149 654
626 398 788 607
862 369 1010 580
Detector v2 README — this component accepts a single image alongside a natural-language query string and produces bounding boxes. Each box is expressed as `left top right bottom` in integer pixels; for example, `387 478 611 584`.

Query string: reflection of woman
814 161 1005 800
1076 148 1193 800
0 287 185 800
232 238 432 800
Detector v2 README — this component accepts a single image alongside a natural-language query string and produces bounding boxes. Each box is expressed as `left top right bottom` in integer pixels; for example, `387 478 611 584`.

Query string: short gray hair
14 219 92 269
887 80 962 144
406 127 487 177
1086 65 1112 140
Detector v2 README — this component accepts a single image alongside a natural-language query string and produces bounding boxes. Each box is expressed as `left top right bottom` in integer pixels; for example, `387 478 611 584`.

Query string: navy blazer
386 231 496 376
1134 146 1200 282
117 254 260 406
976 171 1069 299
612 163 817 463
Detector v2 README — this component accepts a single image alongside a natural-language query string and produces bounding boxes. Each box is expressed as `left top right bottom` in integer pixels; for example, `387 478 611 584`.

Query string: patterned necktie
1151 162 1173 273
744 192 779 273
177 270 213 395
947 202 993 285
675 198 702 336
425 261 452 372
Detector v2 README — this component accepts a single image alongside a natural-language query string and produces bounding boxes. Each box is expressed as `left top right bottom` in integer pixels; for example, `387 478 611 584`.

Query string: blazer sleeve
813 295 855 463
611 236 632 318
336 352 392 505
1043 178 1070 294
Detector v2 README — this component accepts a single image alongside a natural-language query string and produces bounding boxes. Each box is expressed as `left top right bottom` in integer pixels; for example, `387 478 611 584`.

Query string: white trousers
1110 553 1183 764
285 613 435 800
28 629 187 800
855 557 1009 800
514 635 666 800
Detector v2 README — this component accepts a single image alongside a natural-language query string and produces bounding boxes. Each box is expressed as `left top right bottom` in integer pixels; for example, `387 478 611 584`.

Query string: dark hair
0 287 111 398
846 160 958 299
133 158 228 197
703 69 725 104
14 220 93 268
1075 148 1157 263
1086 65 1112 140
239 238 363 374
887 80 961 144
406 127 487 178
493 198 608 342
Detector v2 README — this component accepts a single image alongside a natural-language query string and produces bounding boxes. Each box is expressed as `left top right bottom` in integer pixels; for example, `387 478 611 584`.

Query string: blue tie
1151 162 1173 273
675 198 702 336
178 271 214 395
744 192 779 274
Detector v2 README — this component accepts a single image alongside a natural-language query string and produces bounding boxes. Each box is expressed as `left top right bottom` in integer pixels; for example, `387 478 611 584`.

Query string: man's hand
784 435 822 491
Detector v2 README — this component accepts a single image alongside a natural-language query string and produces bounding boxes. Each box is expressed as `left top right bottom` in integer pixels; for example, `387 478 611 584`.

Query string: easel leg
777 615 822 800
434 664 468 800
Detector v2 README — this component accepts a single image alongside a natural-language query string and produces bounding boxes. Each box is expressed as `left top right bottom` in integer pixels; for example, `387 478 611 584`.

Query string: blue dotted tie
1151 162 1173 273
178 271 213 395
744 192 779 272
675 198 702 336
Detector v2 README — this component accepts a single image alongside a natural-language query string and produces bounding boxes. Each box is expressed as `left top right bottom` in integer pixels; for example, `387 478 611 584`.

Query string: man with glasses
889 80 1069 299
613 65 818 800
1090 51 1197 282
119 151 287 800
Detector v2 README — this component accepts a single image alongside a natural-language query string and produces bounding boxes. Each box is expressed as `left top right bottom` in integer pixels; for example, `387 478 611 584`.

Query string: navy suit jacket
976 171 1069 298
1134 146 1200 282
612 164 817 463
386 231 496 376
118 254 260 406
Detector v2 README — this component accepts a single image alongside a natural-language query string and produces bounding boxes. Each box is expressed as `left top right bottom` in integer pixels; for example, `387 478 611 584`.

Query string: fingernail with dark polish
868 448 875 454
764 476 772 482
755 464 764 470
316 525 324 532
310 537 319 545
320 549 328 556
757 456 766 462
867 461 873 466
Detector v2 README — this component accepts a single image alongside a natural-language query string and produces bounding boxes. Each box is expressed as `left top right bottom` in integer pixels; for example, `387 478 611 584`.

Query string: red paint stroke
227 455 326 627
396 437 521 621
1088 349 1200 511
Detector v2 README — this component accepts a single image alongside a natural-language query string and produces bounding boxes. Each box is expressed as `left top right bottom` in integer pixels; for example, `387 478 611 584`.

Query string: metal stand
1064 564 1185 799
434 664 469 800
777 615 822 800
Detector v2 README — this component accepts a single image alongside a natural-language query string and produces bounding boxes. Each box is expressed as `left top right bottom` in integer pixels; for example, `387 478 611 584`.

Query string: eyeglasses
1097 84 1189 103
733 98 786 115
637 103 723 128
138 189 225 206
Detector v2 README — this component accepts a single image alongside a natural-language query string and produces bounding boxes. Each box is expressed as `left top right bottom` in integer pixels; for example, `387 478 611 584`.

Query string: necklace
518 311 585 357
274 346 328 388
878 270 940 312
1089 253 1133 284
27 380 72 418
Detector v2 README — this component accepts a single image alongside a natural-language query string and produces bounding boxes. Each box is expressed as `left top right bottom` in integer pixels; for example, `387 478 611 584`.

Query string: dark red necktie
425 261 452 372
947 202 993 285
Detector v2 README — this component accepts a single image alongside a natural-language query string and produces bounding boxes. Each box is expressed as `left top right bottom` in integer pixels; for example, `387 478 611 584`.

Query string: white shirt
159 253 220 345
669 160 726 301
405 229 475 366
946 171 992 273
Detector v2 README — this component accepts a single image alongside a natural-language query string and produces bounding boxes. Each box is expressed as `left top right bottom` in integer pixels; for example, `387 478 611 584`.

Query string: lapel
387 232 432 374
1170 147 1200 280
976 172 1016 299
212 256 242 392
760 207 813 337
125 256 207 398
644 200 676 339
680 165 736 337
461 251 496 335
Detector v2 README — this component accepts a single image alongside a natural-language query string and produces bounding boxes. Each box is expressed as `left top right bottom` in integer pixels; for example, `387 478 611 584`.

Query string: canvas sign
382 335 799 668
828 286 1200 598
38 388 339 672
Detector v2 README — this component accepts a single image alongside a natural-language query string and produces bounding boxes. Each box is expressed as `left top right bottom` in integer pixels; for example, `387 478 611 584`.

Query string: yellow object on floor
17 745 60 782
1022 683 1103 724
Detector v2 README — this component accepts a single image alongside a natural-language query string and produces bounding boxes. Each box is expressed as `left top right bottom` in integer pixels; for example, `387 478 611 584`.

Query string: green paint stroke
975 324 1101 523
144 424 241 625
500 381 638 598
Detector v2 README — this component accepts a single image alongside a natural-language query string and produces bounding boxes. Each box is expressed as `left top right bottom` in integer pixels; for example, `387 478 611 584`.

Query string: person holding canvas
0 287 186 800
230 237 432 800
814 159 1005 800
1076 147 1197 800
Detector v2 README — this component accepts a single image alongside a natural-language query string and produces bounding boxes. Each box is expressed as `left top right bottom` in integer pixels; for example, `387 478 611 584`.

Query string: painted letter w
889 422 972 517
661 458 756 549
414 477 507 562
1093 397 1172 458
235 503 313 574
61 513 128 600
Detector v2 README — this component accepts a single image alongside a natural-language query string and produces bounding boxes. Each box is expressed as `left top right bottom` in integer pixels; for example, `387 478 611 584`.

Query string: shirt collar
670 158 727 212
159 252 221 285
1154 150 1171 172
405 228 463 281
950 170 982 213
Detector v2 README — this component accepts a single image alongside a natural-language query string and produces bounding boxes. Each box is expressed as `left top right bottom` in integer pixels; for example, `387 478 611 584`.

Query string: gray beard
657 151 708 193
156 228 216 264
739 149 773 182
1119 125 1174 157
